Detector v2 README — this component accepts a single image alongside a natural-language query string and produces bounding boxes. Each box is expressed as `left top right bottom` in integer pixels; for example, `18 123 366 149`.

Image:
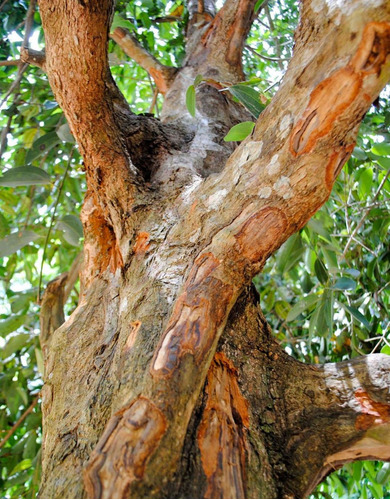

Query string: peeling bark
37 0 390 498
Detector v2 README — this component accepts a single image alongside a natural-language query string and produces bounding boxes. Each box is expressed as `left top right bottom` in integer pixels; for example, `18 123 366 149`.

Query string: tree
0 0 390 497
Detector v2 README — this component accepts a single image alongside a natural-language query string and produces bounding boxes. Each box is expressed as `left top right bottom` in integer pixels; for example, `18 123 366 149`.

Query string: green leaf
57 215 83 246
194 74 203 87
338 301 370 329
314 258 328 284
110 13 134 32
0 230 39 258
228 84 265 118
286 294 319 321
10 459 32 476
274 300 290 320
0 166 51 187
352 147 367 160
0 314 27 337
344 268 360 278
25 131 60 164
2 333 30 359
301 272 314 293
307 219 332 242
224 121 255 142
35 348 44 376
371 142 390 156
140 11 152 28
254 0 266 11
23 432 37 460
358 168 373 198
381 345 390 355
186 84 196 117
332 277 357 290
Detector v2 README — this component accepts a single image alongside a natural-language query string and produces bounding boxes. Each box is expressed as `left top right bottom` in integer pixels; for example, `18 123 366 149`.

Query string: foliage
0 0 388 497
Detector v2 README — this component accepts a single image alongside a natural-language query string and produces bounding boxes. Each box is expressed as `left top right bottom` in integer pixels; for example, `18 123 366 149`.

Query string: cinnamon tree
0 0 390 498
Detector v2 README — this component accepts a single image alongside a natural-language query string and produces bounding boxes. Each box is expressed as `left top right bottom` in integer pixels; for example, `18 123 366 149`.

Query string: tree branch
83 3 390 497
20 47 46 70
191 0 258 80
38 0 139 238
110 28 177 94
186 0 216 37
278 354 390 497
39 252 82 353
0 394 40 449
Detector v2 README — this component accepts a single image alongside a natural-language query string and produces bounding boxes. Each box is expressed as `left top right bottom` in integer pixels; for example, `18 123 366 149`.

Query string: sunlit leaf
224 121 255 142
186 84 196 117
26 131 60 164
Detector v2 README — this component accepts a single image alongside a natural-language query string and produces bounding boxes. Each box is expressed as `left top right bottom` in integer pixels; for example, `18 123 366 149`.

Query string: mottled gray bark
37 0 390 497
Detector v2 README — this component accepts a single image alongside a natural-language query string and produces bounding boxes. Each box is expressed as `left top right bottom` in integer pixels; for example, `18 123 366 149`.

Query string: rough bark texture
36 0 390 498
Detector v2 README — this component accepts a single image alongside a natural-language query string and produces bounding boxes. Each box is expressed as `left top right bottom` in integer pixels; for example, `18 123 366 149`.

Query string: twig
0 59 22 66
264 79 281 92
148 86 159 115
264 4 284 70
0 394 40 449
22 0 37 49
0 0 38 106
110 28 176 94
0 63 28 107
245 44 290 62
37 148 74 303
0 114 12 164
342 169 390 259
0 0 10 13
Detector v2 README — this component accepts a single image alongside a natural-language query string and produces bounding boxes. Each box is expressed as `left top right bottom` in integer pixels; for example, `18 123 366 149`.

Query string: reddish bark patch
124 321 142 353
109 239 124 273
151 253 233 378
290 22 390 159
234 208 287 264
355 389 390 431
290 68 361 156
351 22 390 75
198 352 249 499
82 193 123 282
133 231 150 254
325 144 355 190
84 396 166 498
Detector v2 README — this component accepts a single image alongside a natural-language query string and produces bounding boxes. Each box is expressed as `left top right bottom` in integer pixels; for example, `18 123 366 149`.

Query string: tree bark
37 0 390 497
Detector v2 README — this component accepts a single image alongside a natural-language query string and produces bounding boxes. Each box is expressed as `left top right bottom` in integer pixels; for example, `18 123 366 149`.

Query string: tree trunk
36 0 390 497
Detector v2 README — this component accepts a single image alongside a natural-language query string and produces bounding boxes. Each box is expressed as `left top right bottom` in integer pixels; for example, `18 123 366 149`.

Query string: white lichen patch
267 154 280 176
119 296 128 314
274 176 293 199
258 186 272 199
205 189 228 210
180 176 202 204
235 140 263 168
